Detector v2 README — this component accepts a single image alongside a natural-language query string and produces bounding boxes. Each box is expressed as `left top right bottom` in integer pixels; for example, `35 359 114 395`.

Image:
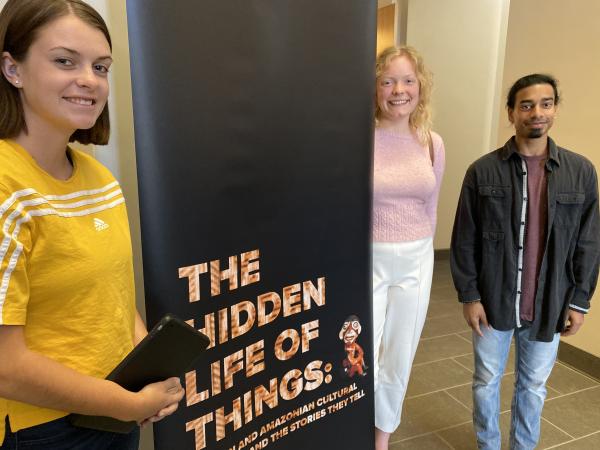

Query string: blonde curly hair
375 45 433 146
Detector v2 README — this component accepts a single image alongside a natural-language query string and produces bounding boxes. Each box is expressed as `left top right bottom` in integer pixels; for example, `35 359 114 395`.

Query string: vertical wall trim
488 0 511 151
395 0 408 45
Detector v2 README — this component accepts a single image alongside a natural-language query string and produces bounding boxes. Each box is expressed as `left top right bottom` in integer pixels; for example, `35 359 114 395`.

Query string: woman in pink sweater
373 46 445 450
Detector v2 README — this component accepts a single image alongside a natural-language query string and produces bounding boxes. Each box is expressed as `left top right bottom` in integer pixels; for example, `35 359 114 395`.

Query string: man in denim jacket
450 74 599 450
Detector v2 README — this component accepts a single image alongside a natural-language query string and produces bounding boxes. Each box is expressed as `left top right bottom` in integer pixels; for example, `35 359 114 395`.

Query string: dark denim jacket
450 137 600 342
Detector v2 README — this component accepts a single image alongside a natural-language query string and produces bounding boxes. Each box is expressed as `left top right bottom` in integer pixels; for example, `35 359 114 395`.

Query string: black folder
69 314 210 433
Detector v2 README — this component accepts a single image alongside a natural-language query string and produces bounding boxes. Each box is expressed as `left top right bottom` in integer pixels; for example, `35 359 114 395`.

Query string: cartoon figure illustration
339 315 367 378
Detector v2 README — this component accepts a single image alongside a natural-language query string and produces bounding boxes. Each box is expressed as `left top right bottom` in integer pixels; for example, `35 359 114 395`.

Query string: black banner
126 1 376 448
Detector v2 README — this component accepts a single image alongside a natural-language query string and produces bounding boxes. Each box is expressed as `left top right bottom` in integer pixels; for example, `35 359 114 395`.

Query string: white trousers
373 238 434 433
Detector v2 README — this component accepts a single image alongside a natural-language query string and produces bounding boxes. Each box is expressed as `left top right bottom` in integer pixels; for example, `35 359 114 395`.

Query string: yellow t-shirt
0 140 135 443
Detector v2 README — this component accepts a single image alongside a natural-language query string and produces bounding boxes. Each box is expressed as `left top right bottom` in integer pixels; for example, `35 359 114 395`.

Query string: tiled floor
389 259 600 450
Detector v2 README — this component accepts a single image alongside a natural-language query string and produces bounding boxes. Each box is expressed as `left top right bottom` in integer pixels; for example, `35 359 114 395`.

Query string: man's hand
561 310 585 337
463 301 489 337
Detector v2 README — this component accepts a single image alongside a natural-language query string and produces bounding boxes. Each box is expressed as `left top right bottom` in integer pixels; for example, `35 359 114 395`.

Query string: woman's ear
1 51 21 87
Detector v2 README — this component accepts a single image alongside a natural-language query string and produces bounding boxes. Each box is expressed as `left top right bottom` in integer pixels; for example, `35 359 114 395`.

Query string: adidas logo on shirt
94 218 109 231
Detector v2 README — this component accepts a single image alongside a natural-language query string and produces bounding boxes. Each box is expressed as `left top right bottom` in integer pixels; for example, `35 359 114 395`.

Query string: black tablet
69 313 210 433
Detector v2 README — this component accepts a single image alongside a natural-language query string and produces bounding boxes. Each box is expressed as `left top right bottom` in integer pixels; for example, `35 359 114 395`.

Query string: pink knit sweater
373 128 445 242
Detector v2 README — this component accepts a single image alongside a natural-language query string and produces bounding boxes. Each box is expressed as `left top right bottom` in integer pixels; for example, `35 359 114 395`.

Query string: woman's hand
0 325 184 424
131 377 184 425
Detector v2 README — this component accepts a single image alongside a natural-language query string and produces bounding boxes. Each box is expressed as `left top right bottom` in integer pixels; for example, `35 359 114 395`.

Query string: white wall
87 5 150 445
406 0 510 249
87 0 145 313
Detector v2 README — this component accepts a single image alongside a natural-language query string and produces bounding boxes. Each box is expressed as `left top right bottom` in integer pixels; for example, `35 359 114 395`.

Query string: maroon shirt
520 154 548 322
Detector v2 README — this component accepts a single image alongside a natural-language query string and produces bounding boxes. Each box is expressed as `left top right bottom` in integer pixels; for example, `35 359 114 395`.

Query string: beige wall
499 0 600 357
406 0 511 249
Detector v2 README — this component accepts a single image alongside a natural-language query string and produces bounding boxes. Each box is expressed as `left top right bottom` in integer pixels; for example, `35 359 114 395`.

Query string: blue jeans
0 416 139 450
472 326 559 450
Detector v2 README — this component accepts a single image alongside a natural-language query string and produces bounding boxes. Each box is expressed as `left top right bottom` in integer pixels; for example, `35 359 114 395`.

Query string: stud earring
14 80 19 85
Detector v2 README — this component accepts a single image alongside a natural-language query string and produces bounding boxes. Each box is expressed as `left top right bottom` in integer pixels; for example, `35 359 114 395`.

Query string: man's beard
527 128 544 139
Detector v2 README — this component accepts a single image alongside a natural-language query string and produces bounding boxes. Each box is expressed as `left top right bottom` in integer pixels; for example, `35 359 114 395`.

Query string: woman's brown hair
0 0 112 144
